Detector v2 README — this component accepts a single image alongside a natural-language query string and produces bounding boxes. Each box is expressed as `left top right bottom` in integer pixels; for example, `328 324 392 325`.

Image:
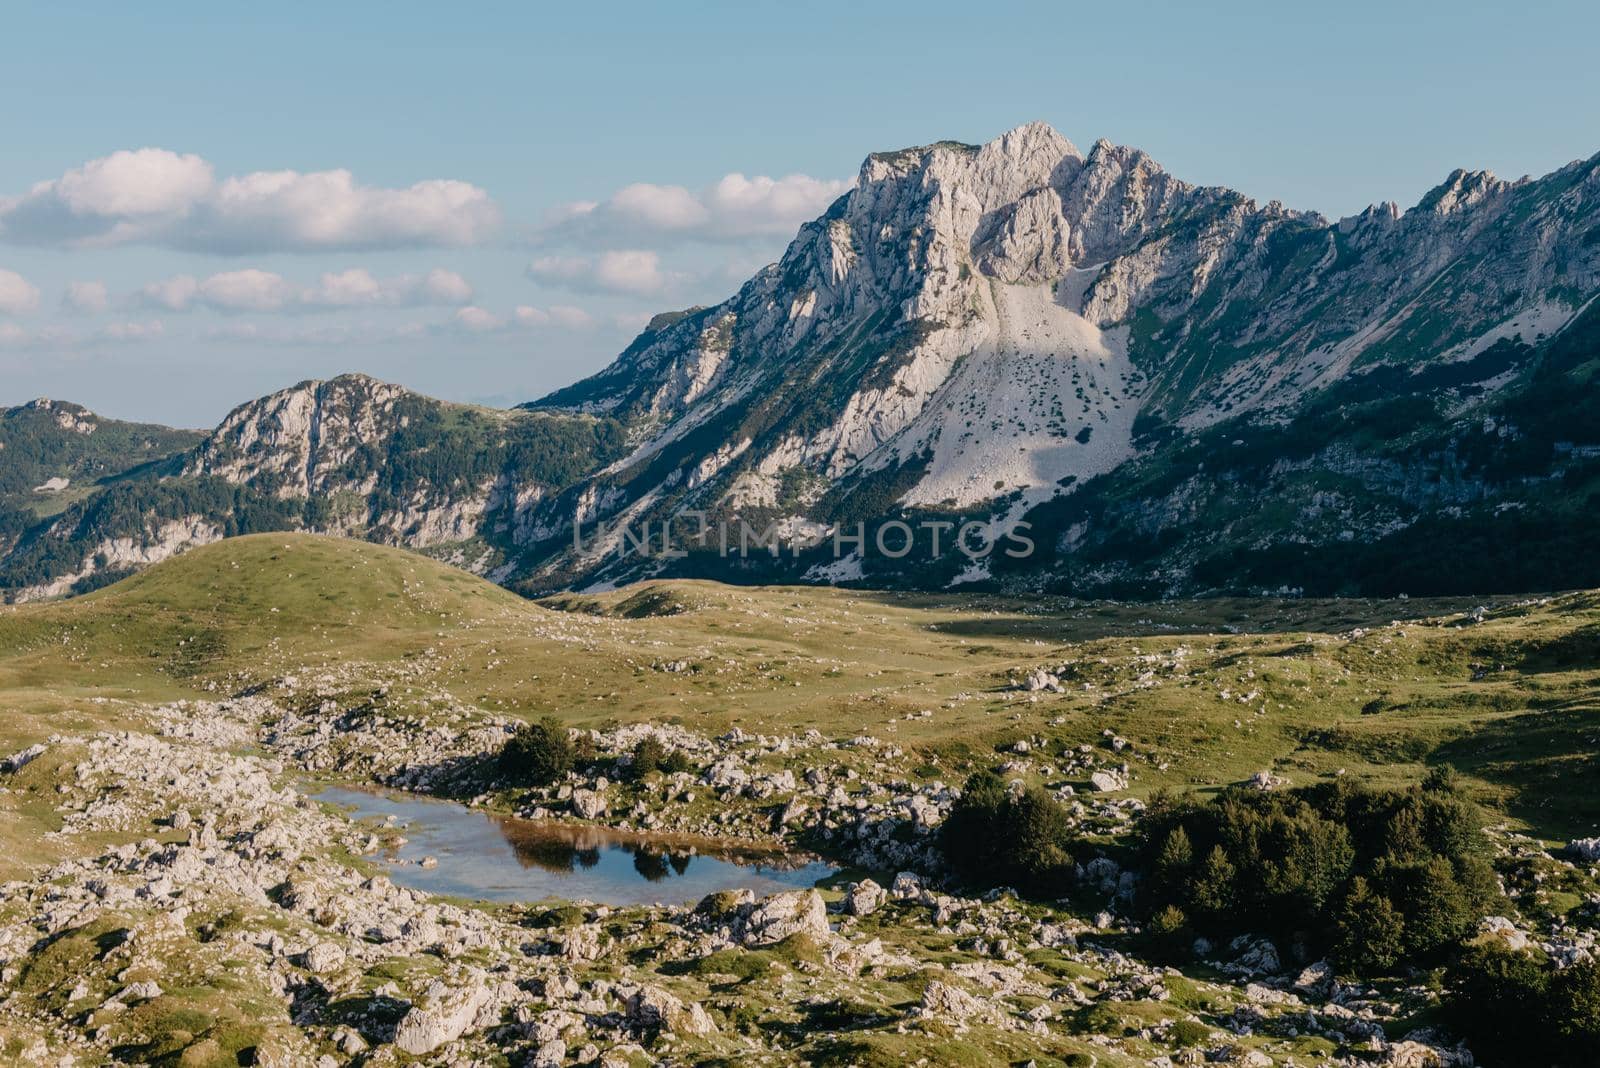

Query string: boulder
392 973 492 1055
1089 769 1128 792
890 872 924 899
1221 935 1282 977
918 980 987 1021
302 942 346 975
1223 1050 1273 1067
1568 837 1600 861
1022 668 1063 693
531 1039 567 1068
0 743 46 774
1478 915 1531 951
625 985 717 1036
1382 1040 1472 1067
740 889 829 946
843 879 886 917
1293 960 1334 997
571 789 607 820
703 758 751 790
556 924 604 961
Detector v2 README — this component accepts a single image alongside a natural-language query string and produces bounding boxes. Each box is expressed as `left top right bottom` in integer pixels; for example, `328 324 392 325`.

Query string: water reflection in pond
314 786 837 906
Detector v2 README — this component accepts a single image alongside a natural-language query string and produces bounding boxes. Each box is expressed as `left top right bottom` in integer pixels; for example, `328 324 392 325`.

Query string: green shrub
1331 877 1405 974
1148 905 1193 960
624 736 692 781
1548 958 1600 1057
499 716 574 786
1169 1019 1211 1048
939 770 1073 894
1135 776 1496 975
1444 945 1563 1064
1383 856 1479 959
627 736 667 781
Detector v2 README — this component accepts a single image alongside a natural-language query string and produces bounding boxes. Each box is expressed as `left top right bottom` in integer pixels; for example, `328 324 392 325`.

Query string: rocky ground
6 676 1594 1066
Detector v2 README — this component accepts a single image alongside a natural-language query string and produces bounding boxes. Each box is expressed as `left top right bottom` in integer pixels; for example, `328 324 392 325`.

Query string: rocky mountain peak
510 121 1600 594
188 373 416 498
1418 167 1508 216
11 397 99 434
6 123 1599 603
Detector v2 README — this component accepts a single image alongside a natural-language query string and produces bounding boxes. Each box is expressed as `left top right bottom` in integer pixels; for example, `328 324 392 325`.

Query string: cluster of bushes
1445 945 1600 1066
624 735 692 782
939 770 1075 894
1136 771 1496 973
498 720 693 788
937 762 1600 1064
499 716 576 786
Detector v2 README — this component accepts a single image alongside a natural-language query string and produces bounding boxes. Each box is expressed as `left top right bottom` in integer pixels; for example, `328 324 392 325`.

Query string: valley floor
0 534 1596 1066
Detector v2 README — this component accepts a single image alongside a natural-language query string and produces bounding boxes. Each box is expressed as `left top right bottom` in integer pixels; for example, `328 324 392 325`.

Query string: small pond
313 786 838 906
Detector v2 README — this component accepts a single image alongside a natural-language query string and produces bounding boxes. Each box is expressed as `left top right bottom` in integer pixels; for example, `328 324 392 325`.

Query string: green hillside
4 533 1599 841
0 399 202 550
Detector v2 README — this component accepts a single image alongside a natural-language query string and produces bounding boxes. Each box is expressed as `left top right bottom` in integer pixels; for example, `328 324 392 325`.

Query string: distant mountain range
4 122 1599 602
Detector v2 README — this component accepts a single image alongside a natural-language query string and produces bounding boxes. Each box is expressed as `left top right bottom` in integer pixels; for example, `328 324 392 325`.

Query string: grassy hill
3 533 1599 842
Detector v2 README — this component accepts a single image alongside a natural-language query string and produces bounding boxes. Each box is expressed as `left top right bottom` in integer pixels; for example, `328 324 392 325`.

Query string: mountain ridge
4 122 1599 601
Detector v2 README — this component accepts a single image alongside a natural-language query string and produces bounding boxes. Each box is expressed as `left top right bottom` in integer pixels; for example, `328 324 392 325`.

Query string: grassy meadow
0 533 1596 845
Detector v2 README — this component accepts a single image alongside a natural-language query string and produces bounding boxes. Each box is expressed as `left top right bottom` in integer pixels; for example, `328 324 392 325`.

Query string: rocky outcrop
738 888 829 945
188 373 411 498
624 985 717 1036
392 970 500 1055
10 514 223 602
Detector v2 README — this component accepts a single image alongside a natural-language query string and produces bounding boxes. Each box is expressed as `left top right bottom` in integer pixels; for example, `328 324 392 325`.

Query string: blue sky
2 0 1598 426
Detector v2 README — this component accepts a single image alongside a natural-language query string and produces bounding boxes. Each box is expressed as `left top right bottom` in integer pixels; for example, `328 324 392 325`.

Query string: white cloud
514 303 594 329
418 267 473 305
0 318 163 348
50 149 214 217
449 303 599 336
199 170 499 253
198 269 298 312
512 305 550 326
0 149 501 253
528 249 671 295
706 173 852 234
303 268 385 308
204 303 597 344
606 183 709 229
63 280 110 314
0 268 41 315
452 306 503 333
200 320 431 347
300 267 474 309
544 171 852 246
100 319 165 342
135 267 474 314
593 250 669 294
526 256 588 286
137 274 200 311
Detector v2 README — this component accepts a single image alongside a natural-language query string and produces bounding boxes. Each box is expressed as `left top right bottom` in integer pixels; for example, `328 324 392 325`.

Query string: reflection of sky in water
314 786 836 906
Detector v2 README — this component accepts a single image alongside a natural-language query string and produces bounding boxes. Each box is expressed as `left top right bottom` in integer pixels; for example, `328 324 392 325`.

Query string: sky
2 0 1598 427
